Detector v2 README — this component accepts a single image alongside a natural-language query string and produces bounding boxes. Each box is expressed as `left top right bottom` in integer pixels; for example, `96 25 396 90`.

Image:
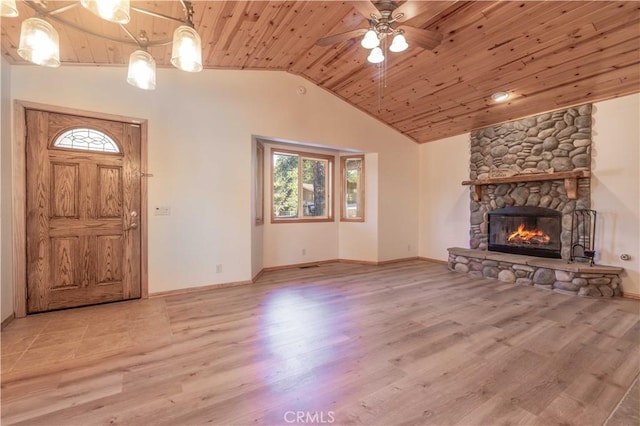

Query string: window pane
344 157 363 219
273 153 299 218
53 128 120 153
302 158 327 217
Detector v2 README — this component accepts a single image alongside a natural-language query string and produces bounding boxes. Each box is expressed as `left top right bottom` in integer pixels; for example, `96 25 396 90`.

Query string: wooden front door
26 109 141 313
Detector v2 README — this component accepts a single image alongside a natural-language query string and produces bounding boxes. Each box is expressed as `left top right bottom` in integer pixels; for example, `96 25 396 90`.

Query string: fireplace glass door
488 206 561 258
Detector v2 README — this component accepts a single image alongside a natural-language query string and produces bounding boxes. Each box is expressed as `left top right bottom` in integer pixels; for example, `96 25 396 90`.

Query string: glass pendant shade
389 33 408 53
361 29 380 49
171 25 203 72
127 50 156 90
1 0 18 18
367 46 384 64
81 0 130 24
18 17 60 67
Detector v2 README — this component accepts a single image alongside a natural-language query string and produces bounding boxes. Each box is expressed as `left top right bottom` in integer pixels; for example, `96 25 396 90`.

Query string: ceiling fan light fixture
367 46 385 64
81 0 130 24
1 0 19 17
491 91 510 102
127 50 156 90
361 29 380 49
171 25 203 72
389 32 408 53
18 17 60 67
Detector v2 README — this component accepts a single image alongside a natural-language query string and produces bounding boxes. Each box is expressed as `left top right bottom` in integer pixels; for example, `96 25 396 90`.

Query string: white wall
1 57 13 322
418 134 469 259
8 65 417 294
418 93 640 296
591 94 640 296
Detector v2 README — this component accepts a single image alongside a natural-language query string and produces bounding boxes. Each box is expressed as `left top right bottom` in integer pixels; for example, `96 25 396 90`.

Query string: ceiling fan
316 0 443 63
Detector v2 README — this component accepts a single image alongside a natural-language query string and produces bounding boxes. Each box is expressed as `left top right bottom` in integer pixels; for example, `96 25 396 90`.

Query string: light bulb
491 91 510 102
171 25 203 72
127 50 156 90
367 46 384 64
17 17 60 67
81 0 130 24
361 30 380 49
389 33 408 53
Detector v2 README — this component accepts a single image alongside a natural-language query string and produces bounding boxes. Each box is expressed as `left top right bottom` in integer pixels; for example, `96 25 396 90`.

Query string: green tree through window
272 149 334 222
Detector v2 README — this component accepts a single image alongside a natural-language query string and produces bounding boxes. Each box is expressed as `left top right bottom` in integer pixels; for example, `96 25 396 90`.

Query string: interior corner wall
9 66 417 293
1 57 14 321
261 141 340 268
339 152 379 263
250 138 264 279
591 93 640 296
418 134 469 260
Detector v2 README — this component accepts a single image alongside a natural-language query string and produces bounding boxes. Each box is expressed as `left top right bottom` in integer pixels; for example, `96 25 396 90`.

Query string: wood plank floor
1 260 639 425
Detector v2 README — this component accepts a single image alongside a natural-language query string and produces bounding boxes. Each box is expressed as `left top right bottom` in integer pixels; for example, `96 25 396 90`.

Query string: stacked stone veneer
469 104 592 260
448 248 622 297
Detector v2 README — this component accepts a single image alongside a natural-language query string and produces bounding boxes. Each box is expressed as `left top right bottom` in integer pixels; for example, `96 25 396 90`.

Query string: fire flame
507 224 551 245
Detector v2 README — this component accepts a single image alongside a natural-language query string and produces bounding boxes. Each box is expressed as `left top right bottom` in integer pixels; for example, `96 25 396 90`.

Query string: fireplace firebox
488 206 561 259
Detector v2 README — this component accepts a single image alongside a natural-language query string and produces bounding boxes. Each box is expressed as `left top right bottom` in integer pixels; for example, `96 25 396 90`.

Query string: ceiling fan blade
392 1 423 22
400 26 442 50
317 28 368 46
351 1 380 19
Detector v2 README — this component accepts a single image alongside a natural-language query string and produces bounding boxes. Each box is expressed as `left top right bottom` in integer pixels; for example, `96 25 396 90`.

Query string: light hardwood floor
1 260 639 425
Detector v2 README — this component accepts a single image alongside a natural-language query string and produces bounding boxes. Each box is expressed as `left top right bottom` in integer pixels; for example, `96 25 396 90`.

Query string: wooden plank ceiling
2 1 639 143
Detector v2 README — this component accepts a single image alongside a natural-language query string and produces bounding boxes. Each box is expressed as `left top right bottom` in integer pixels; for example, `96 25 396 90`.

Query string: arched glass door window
52 128 120 153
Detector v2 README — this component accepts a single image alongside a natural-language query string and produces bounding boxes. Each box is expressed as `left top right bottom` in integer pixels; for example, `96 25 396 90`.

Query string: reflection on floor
1 260 639 425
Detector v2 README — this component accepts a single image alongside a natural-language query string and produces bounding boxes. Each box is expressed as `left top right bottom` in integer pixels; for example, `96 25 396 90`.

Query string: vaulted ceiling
2 1 639 143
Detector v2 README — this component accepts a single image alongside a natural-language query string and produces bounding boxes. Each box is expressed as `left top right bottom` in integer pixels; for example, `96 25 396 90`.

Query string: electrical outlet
302 248 306 256
154 206 171 216
408 244 411 252
216 264 222 273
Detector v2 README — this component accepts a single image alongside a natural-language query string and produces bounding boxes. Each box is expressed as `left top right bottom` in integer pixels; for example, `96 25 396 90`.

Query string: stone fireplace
468 104 592 259
447 103 623 297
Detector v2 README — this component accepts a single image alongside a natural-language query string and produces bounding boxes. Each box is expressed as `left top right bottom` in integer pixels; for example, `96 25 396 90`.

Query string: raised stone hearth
448 247 622 298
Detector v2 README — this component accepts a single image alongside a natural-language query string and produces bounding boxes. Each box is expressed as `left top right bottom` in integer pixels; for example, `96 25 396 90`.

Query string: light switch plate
154 206 171 216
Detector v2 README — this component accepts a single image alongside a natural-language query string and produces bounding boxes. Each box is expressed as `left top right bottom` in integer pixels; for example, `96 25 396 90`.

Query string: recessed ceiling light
491 91 510 102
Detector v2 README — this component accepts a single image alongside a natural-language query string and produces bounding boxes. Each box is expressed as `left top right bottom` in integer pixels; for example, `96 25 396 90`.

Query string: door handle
125 211 138 231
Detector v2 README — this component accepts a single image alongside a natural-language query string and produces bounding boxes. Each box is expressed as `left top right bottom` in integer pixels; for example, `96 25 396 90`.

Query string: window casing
271 148 334 223
341 155 365 222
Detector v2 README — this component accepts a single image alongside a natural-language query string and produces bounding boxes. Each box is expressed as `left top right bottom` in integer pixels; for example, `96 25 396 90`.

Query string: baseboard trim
262 259 339 273
622 292 640 300
252 269 265 283
338 259 379 266
150 280 253 298
378 256 420 265
1 313 15 330
418 256 448 265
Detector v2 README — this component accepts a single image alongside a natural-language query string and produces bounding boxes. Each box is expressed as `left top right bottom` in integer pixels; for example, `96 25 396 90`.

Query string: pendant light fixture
81 0 130 24
17 17 60 68
127 50 156 90
171 25 203 73
13 0 203 90
1 0 18 17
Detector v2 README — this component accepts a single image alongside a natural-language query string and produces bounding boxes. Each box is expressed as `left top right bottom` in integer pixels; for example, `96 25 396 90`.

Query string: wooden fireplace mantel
461 170 591 201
